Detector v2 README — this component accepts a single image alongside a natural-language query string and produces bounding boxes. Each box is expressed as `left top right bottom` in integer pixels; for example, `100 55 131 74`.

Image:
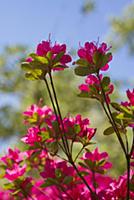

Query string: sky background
0 0 133 81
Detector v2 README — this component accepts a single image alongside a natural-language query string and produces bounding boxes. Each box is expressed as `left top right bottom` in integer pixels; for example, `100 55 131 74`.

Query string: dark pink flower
63 114 96 141
99 171 134 199
126 89 134 106
82 148 112 172
27 39 72 72
77 41 112 71
21 126 42 145
0 190 13 200
5 164 26 181
23 104 55 126
78 84 89 92
0 148 27 166
79 74 114 103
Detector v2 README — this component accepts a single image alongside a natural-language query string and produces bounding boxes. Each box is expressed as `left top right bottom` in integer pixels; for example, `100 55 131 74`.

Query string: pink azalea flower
21 126 42 145
5 164 26 181
1 148 27 165
77 41 112 71
82 148 112 172
126 89 134 106
0 190 13 200
99 171 134 199
27 39 72 71
79 74 114 103
78 84 89 92
23 104 55 125
41 159 74 180
63 114 96 141
31 180 60 200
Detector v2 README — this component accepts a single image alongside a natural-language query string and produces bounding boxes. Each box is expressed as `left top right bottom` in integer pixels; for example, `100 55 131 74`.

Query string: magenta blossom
0 190 13 200
41 159 75 182
21 126 42 145
121 89 134 108
99 171 134 199
5 163 26 181
82 148 112 172
77 41 112 71
23 104 55 126
26 39 72 72
63 114 96 142
0 148 27 166
79 74 114 103
127 89 134 106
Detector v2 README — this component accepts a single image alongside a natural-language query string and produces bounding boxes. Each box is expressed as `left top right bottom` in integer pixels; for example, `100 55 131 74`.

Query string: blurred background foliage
0 1 134 176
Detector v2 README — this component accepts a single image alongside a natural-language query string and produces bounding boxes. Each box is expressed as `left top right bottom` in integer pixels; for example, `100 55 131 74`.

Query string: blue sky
0 0 133 80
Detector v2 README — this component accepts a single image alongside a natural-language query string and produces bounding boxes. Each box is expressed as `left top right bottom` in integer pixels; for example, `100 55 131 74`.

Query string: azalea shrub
0 39 134 200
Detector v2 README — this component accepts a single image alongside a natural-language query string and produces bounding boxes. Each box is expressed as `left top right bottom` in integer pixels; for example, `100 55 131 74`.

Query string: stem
97 73 127 156
44 77 67 155
44 78 58 118
48 72 70 156
45 72 97 198
74 145 85 162
96 73 131 199
130 128 134 156
126 156 130 200
125 133 129 154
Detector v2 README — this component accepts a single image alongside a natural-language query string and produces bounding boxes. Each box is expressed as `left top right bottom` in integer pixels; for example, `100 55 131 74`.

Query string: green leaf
75 59 90 67
93 52 112 68
41 130 50 141
78 92 90 98
98 159 105 166
46 51 53 60
103 126 115 135
21 62 32 71
102 76 110 87
29 53 49 64
111 102 132 115
41 178 58 188
85 159 94 169
116 113 131 120
101 53 112 67
53 51 64 64
4 183 14 190
78 162 89 169
63 176 73 184
75 66 96 76
55 168 63 178
74 124 81 134
25 68 43 80
89 85 98 94
93 52 102 66
25 72 37 80
111 102 121 111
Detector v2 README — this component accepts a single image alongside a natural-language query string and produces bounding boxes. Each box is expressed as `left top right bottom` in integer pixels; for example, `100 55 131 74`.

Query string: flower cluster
77 42 112 71
0 39 133 199
21 104 96 150
21 39 72 80
0 148 27 181
79 74 114 103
